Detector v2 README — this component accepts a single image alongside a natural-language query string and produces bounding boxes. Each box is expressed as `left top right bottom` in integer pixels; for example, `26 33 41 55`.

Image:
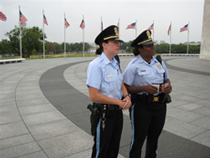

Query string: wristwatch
124 94 131 98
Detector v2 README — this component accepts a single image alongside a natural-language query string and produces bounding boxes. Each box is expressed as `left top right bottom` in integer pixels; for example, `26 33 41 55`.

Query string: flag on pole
19 11 27 26
0 11 7 21
65 18 70 28
147 23 154 30
80 19 85 29
180 24 188 32
126 22 136 29
168 24 171 35
43 14 48 25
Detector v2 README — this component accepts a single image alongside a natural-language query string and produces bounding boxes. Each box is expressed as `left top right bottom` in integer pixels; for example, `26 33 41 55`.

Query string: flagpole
19 5 22 58
101 16 102 32
135 19 137 37
64 13 66 58
153 20 154 40
169 22 172 54
187 21 190 54
43 10 45 59
82 15 85 57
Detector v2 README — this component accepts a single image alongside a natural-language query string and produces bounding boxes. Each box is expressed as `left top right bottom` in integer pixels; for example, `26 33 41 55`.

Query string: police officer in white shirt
86 25 131 158
123 30 172 158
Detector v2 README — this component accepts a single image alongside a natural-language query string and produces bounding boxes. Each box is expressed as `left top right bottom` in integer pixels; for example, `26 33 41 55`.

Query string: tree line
0 26 91 58
0 26 200 58
120 42 200 54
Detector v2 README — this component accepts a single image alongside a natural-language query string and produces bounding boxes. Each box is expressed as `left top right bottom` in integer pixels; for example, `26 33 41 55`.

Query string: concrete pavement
0 56 210 158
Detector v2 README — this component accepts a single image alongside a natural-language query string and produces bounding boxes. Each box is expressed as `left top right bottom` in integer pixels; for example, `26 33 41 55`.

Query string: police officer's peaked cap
131 30 155 47
95 25 123 45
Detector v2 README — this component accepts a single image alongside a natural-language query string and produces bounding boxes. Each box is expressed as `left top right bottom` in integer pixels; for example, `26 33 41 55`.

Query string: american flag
80 19 85 29
19 11 27 26
65 18 70 28
168 24 171 35
180 24 188 32
0 11 7 21
43 14 48 25
126 22 136 29
148 23 154 30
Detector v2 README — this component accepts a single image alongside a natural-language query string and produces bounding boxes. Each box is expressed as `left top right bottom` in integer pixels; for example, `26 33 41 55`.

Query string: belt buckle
153 97 159 102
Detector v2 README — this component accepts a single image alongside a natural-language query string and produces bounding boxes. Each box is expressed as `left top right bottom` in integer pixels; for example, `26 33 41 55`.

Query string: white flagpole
169 21 172 54
19 5 22 58
187 21 190 54
64 13 66 58
82 15 85 57
135 19 137 37
43 10 45 59
153 20 154 40
101 16 103 32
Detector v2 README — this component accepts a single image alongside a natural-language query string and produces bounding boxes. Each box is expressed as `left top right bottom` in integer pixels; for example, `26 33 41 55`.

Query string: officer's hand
164 84 172 93
145 85 158 95
118 101 126 109
122 96 131 110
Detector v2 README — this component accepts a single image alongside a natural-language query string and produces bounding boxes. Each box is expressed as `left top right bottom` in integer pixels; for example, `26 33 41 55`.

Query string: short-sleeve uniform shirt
86 53 123 100
123 55 169 95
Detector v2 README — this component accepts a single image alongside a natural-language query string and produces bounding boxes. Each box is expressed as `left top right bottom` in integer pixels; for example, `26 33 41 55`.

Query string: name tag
106 75 112 78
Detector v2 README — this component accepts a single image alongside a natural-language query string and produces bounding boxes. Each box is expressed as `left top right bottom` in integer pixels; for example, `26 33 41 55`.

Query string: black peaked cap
95 25 123 45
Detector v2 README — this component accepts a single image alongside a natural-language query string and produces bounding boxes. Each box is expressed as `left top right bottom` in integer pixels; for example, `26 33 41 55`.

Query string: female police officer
86 25 131 158
123 30 172 158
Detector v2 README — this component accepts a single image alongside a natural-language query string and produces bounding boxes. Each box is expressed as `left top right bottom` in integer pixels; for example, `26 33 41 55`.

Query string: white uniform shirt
123 55 169 95
86 53 123 100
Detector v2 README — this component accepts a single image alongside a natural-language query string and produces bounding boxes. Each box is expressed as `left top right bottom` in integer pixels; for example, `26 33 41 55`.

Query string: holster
90 112 100 135
87 104 101 135
163 93 172 103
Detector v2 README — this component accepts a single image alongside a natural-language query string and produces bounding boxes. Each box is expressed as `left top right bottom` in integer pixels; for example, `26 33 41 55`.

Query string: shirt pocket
154 66 165 82
102 74 116 92
137 70 150 76
155 66 165 74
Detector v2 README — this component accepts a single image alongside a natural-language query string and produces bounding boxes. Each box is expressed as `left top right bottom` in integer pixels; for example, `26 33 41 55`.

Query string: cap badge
146 30 151 39
114 27 119 36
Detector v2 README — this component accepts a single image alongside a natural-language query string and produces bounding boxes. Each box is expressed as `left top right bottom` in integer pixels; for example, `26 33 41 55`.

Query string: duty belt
93 103 122 110
132 93 164 104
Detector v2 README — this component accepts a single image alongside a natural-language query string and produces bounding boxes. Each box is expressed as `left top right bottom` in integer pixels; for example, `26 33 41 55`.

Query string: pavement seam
14 68 51 158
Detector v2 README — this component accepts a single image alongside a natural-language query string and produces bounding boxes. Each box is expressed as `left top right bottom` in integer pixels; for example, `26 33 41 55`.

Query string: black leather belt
93 103 122 110
132 93 164 104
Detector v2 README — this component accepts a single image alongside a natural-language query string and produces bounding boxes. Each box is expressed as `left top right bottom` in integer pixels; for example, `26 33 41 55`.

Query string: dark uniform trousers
91 109 123 158
129 100 166 158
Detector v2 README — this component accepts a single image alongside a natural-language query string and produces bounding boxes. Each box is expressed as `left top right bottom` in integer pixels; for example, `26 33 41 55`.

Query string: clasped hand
119 96 131 110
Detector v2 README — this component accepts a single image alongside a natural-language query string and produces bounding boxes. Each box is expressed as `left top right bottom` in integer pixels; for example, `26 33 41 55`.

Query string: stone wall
200 0 210 60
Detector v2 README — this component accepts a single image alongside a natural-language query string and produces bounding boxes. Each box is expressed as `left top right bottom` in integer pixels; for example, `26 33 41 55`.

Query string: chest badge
157 64 162 70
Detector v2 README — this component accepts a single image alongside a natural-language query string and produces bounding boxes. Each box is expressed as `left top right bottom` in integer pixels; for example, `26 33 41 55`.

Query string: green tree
53 42 62 53
5 26 43 58
23 27 43 57
0 39 13 55
155 44 169 53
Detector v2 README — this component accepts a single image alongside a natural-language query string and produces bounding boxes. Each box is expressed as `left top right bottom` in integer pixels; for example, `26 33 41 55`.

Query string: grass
0 53 96 60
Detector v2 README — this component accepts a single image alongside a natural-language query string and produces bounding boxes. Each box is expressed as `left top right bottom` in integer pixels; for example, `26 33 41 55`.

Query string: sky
0 0 205 44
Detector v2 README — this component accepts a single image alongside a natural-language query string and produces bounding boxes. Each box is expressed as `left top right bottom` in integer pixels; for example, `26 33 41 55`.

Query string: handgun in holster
87 104 100 135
